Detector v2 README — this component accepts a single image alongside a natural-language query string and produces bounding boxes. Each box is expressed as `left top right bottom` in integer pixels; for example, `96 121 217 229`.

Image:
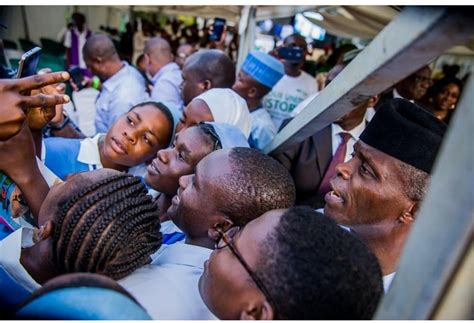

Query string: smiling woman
42 101 175 180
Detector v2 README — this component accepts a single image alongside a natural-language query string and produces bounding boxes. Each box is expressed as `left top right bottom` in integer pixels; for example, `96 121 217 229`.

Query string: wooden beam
265 7 474 154
374 75 474 319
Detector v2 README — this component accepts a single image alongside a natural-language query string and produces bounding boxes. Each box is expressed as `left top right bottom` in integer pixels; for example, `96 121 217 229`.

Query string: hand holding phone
16 47 42 79
276 47 304 63
209 17 226 42
69 67 85 91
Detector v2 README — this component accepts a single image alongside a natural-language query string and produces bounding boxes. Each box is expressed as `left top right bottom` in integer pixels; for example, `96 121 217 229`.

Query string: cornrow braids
51 173 162 280
196 122 222 152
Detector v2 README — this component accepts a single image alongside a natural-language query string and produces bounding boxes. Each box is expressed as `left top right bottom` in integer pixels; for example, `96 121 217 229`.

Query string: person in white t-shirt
263 34 318 129
63 13 92 74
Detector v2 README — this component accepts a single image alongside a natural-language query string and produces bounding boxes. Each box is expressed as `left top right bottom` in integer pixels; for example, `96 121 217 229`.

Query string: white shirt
0 228 40 293
331 119 367 162
77 134 147 177
393 88 414 103
95 62 148 134
249 108 277 151
151 62 184 112
119 243 216 320
383 272 396 293
63 27 89 69
263 71 318 130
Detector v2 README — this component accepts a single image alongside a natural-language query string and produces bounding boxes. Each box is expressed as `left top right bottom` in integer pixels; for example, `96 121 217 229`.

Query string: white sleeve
63 29 72 48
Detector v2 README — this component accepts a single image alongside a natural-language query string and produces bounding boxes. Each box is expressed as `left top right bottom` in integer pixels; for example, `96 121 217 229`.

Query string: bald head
184 49 235 88
82 34 118 62
144 37 174 76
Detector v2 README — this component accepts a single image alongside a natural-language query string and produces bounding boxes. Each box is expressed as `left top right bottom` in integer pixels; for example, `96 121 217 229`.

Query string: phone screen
277 47 304 62
69 67 85 90
16 47 42 78
210 18 226 41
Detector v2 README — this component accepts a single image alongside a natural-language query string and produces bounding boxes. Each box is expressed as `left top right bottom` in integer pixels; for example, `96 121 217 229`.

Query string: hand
208 25 227 51
0 72 70 140
69 75 91 92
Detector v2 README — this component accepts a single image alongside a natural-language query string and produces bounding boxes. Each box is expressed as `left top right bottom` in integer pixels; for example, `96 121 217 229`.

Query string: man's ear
240 300 274 320
248 87 258 99
398 202 418 225
207 217 234 241
202 79 212 91
34 220 54 243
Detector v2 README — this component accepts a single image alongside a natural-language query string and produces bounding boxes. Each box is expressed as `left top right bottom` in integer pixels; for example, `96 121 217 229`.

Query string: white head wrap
193 88 252 138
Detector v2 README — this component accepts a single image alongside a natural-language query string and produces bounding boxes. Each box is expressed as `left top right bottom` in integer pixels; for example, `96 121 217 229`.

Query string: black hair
51 174 162 280
196 122 222 152
130 101 174 147
398 160 430 203
425 77 463 101
216 147 296 226
256 206 383 319
185 49 236 88
83 34 118 61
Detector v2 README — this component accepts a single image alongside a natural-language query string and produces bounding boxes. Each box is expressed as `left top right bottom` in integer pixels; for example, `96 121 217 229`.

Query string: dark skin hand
0 72 70 140
0 122 50 225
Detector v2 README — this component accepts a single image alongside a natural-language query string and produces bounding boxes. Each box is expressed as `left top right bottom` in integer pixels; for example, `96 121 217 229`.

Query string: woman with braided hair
0 168 162 313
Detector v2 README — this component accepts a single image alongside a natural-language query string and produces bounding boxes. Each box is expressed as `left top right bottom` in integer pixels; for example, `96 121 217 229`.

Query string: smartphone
69 67 85 90
277 47 304 62
209 17 226 41
16 47 41 78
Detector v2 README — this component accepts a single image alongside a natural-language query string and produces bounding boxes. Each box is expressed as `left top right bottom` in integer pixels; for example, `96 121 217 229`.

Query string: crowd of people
0 10 467 320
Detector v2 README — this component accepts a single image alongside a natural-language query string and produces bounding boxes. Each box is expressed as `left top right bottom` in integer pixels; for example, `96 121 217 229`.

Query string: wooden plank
265 7 474 154
374 75 474 319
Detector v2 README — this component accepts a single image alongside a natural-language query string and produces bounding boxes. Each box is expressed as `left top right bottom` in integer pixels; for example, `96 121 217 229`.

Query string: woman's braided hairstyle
51 173 161 280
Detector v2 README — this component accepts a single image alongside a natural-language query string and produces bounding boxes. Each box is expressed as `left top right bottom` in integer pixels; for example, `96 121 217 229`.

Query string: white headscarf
193 88 252 138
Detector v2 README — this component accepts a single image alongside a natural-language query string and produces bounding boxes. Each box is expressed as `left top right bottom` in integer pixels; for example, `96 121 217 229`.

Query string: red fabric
317 132 351 196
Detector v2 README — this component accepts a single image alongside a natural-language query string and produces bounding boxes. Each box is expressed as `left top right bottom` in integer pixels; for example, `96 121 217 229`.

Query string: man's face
232 70 256 101
398 67 432 101
103 104 172 167
175 99 213 133
145 126 214 195
166 150 231 237
180 66 206 105
324 141 413 236
198 209 282 320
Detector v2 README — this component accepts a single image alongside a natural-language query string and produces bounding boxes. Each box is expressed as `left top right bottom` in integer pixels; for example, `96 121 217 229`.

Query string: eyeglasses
215 226 278 315
413 75 433 86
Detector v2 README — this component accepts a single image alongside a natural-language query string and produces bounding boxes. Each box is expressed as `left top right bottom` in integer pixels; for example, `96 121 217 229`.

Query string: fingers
9 71 70 92
21 93 70 109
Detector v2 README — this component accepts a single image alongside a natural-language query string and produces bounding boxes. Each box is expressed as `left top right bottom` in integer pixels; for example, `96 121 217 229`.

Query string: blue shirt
95 62 148 134
249 107 277 151
150 62 184 112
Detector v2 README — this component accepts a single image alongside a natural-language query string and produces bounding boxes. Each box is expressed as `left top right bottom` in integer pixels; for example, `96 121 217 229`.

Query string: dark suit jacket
270 125 332 209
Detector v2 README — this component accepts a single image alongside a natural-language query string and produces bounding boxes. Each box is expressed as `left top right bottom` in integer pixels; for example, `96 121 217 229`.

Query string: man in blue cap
233 50 284 150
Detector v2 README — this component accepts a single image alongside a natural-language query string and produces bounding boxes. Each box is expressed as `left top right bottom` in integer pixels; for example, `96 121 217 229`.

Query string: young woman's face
103 104 173 167
434 83 460 111
145 126 213 195
175 99 214 133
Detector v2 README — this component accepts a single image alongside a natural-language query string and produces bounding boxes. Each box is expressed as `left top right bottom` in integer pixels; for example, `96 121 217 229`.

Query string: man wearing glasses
199 206 384 319
119 147 296 319
376 65 432 108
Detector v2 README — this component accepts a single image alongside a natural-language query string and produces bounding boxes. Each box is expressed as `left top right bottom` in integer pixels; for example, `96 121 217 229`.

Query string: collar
77 134 104 167
383 272 396 293
331 117 367 140
393 88 414 103
151 243 211 268
0 227 41 292
102 61 129 92
152 62 180 83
